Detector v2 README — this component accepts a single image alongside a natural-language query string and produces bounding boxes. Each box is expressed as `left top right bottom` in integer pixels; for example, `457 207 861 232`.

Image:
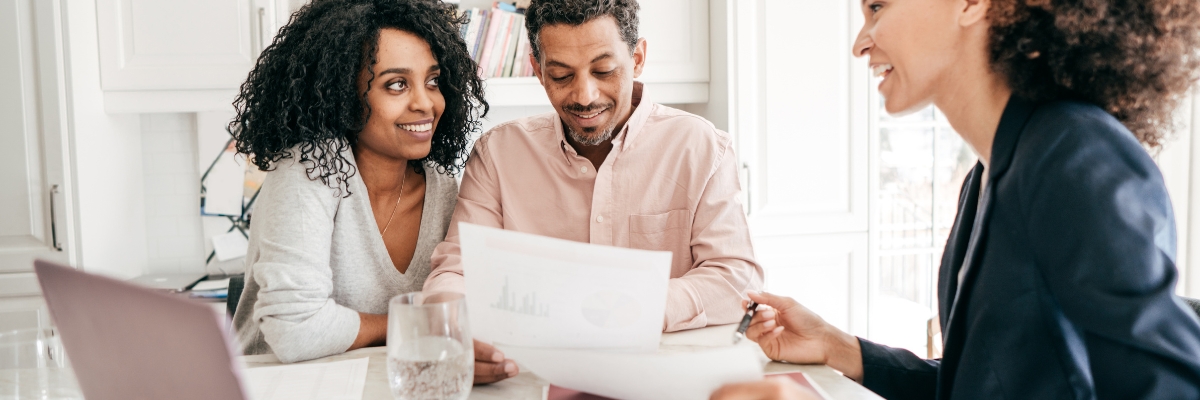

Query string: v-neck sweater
232 150 458 363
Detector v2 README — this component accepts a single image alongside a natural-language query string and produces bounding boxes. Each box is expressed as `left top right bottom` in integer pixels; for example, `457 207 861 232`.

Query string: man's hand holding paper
458 223 764 399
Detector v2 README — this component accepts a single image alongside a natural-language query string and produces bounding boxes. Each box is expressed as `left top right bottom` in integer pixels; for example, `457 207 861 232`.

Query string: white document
204 148 246 216
241 357 369 400
500 345 764 400
460 223 672 352
212 230 250 261
192 277 230 291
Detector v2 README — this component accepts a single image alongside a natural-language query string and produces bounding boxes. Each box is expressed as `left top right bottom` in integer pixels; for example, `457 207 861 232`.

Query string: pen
732 302 759 344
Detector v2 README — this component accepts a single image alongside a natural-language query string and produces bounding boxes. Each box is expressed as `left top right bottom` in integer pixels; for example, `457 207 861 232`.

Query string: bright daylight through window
871 95 977 358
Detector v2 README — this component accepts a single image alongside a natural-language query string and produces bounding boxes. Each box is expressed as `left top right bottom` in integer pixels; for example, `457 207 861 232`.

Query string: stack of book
459 2 535 78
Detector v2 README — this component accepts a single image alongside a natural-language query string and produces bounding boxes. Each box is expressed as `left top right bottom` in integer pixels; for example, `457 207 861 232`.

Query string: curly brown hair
230 0 487 197
988 0 1200 148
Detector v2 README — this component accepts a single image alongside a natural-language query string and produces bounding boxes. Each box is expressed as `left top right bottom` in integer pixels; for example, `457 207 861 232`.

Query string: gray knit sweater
232 152 458 363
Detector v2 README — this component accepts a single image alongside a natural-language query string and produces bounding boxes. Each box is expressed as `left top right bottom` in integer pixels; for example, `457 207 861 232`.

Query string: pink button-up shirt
424 86 763 332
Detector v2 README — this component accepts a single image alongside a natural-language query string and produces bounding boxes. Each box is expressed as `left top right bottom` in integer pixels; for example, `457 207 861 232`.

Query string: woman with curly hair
229 0 489 365
714 0 1200 398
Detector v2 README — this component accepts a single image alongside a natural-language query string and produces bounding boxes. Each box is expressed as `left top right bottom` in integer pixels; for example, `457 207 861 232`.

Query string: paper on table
500 344 763 400
460 223 672 351
192 277 230 291
241 357 369 400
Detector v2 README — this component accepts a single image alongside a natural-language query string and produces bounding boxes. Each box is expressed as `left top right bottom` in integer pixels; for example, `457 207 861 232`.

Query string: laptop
34 260 249 400
126 271 208 292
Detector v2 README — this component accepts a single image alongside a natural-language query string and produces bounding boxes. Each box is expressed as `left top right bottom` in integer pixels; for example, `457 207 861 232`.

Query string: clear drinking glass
387 292 473 400
0 328 83 399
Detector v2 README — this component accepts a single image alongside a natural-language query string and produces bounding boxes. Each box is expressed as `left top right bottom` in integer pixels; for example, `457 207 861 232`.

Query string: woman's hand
473 339 518 384
709 376 822 400
745 292 864 381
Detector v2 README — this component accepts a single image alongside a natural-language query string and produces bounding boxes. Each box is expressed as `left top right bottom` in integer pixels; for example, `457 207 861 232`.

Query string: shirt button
580 166 587 173
596 215 605 223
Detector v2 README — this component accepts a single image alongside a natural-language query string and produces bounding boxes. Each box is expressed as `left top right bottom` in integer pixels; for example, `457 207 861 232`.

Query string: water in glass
387 292 473 400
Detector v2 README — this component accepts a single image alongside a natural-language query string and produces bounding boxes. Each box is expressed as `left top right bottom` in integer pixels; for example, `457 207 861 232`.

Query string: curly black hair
988 0 1200 148
525 0 640 61
229 0 488 196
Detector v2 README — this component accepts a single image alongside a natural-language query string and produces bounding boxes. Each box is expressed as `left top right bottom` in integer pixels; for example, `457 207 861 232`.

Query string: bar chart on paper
491 277 550 317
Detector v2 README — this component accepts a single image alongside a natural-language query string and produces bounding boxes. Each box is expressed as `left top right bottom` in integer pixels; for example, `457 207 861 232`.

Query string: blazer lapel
938 164 983 328
938 167 995 398
943 176 993 337
937 96 1038 398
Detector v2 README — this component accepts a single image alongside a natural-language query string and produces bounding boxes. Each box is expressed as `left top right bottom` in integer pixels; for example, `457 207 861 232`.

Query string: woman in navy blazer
711 0 1200 398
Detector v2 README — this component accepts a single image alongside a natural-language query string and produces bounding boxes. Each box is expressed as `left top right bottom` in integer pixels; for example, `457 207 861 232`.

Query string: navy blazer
858 97 1200 399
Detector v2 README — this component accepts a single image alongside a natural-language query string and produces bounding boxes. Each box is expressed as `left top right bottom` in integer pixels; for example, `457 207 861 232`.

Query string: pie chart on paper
580 290 641 328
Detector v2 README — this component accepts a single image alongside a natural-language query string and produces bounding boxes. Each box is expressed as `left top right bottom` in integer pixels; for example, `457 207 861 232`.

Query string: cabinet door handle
741 162 752 216
49 184 62 251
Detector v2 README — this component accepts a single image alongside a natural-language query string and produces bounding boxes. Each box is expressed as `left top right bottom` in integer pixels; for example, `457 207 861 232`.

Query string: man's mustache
563 102 614 113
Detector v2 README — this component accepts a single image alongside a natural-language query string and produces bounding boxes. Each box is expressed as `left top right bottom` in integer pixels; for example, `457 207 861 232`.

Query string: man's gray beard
567 126 615 146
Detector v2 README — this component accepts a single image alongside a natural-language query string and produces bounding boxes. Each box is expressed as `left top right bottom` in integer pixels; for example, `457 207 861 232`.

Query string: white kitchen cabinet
1 0 74 296
636 0 709 84
98 0 712 112
96 0 282 113
0 297 52 333
729 0 870 335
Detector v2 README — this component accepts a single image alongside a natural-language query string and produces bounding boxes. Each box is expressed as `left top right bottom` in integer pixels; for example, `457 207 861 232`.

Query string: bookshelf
457 0 711 106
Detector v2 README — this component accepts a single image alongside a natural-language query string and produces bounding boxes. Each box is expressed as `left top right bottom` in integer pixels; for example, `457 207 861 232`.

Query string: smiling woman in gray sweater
226 0 487 364
233 154 458 362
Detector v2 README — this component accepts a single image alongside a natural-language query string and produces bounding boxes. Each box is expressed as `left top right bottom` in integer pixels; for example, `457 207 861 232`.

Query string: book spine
488 11 514 78
473 9 490 61
512 26 524 77
515 25 531 76
477 9 501 77
494 1 517 12
502 14 524 77
463 9 481 60
458 9 469 41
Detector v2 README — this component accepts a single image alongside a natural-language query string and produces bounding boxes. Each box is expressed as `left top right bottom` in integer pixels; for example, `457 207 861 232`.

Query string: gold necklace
380 166 409 236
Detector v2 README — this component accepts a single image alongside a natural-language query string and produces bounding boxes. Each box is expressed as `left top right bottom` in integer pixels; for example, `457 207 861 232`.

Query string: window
869 94 977 357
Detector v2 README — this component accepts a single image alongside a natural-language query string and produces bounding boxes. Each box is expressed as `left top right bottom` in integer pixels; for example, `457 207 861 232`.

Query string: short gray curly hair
524 0 640 62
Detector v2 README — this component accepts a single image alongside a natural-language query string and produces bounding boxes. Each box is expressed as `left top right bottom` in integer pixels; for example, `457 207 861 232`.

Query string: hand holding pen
733 302 760 343
733 292 865 382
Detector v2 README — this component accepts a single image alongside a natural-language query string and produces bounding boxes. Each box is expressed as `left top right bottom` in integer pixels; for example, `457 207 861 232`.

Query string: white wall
64 0 224 278
141 113 206 274
680 0 730 132
64 0 146 279
479 105 552 135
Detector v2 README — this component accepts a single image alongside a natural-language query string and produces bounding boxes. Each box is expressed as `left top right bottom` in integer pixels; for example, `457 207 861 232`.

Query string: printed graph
490 277 550 317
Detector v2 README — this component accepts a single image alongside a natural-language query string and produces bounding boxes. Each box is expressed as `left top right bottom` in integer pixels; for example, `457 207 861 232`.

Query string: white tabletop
241 324 882 400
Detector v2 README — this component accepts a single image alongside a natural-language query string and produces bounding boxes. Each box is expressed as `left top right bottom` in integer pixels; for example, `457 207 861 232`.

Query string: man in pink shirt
427 0 764 383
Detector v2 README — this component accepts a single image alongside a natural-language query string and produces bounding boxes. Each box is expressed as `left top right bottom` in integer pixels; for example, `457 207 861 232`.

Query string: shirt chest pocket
628 209 693 272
